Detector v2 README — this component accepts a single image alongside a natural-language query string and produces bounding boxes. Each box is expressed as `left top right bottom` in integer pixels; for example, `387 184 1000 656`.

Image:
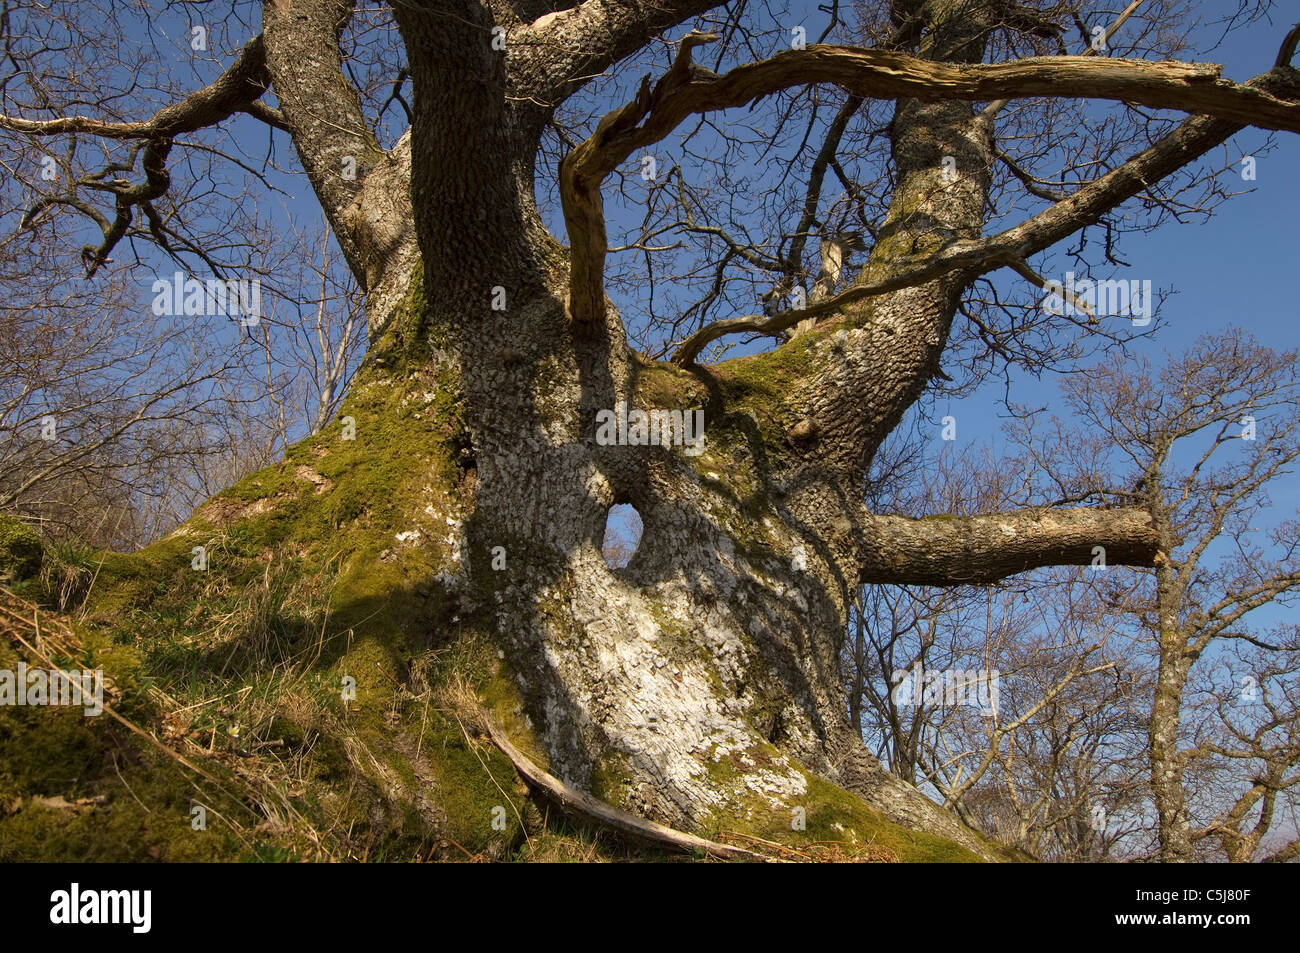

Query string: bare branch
0 35 271 139
561 34 1300 337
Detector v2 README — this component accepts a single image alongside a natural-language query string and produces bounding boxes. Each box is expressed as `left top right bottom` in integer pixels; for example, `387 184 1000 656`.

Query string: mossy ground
0 516 43 582
697 761 987 863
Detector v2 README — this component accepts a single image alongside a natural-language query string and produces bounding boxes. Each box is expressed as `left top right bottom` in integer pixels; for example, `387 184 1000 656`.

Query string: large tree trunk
341 222 1009 857
321 8 997 850
1149 638 1194 862
218 0 1174 860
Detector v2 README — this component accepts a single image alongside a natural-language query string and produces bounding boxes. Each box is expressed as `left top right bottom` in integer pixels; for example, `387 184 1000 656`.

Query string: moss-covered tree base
0 316 1013 862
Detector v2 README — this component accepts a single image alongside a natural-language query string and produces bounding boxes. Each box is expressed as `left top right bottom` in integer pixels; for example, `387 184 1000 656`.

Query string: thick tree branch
392 1 554 313
560 35 1300 333
981 0 1147 120
858 507 1161 585
0 35 272 139
509 0 724 107
263 0 382 288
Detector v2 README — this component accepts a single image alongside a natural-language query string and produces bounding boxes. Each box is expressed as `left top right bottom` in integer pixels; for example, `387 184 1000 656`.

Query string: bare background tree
1016 331 1300 861
847 331 1300 861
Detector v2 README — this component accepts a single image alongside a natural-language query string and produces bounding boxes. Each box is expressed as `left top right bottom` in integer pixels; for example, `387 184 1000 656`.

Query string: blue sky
954 15 1300 443
947 14 1300 633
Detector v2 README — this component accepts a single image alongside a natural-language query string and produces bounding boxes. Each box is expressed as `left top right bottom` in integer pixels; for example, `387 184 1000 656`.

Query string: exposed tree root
483 717 776 863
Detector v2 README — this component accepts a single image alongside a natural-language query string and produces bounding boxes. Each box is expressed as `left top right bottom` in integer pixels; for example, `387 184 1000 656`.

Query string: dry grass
0 584 340 860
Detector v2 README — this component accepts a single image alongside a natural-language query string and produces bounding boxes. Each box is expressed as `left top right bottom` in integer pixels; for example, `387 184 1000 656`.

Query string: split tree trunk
250 0 1172 859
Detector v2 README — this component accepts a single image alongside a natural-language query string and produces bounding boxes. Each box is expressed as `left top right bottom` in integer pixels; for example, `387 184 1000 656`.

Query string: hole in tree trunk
602 503 643 570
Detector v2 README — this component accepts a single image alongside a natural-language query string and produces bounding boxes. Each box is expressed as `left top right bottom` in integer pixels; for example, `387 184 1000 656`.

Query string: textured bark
860 509 1160 586
1146 482 1196 863
1150 556 1195 862
507 0 724 108
263 0 382 285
